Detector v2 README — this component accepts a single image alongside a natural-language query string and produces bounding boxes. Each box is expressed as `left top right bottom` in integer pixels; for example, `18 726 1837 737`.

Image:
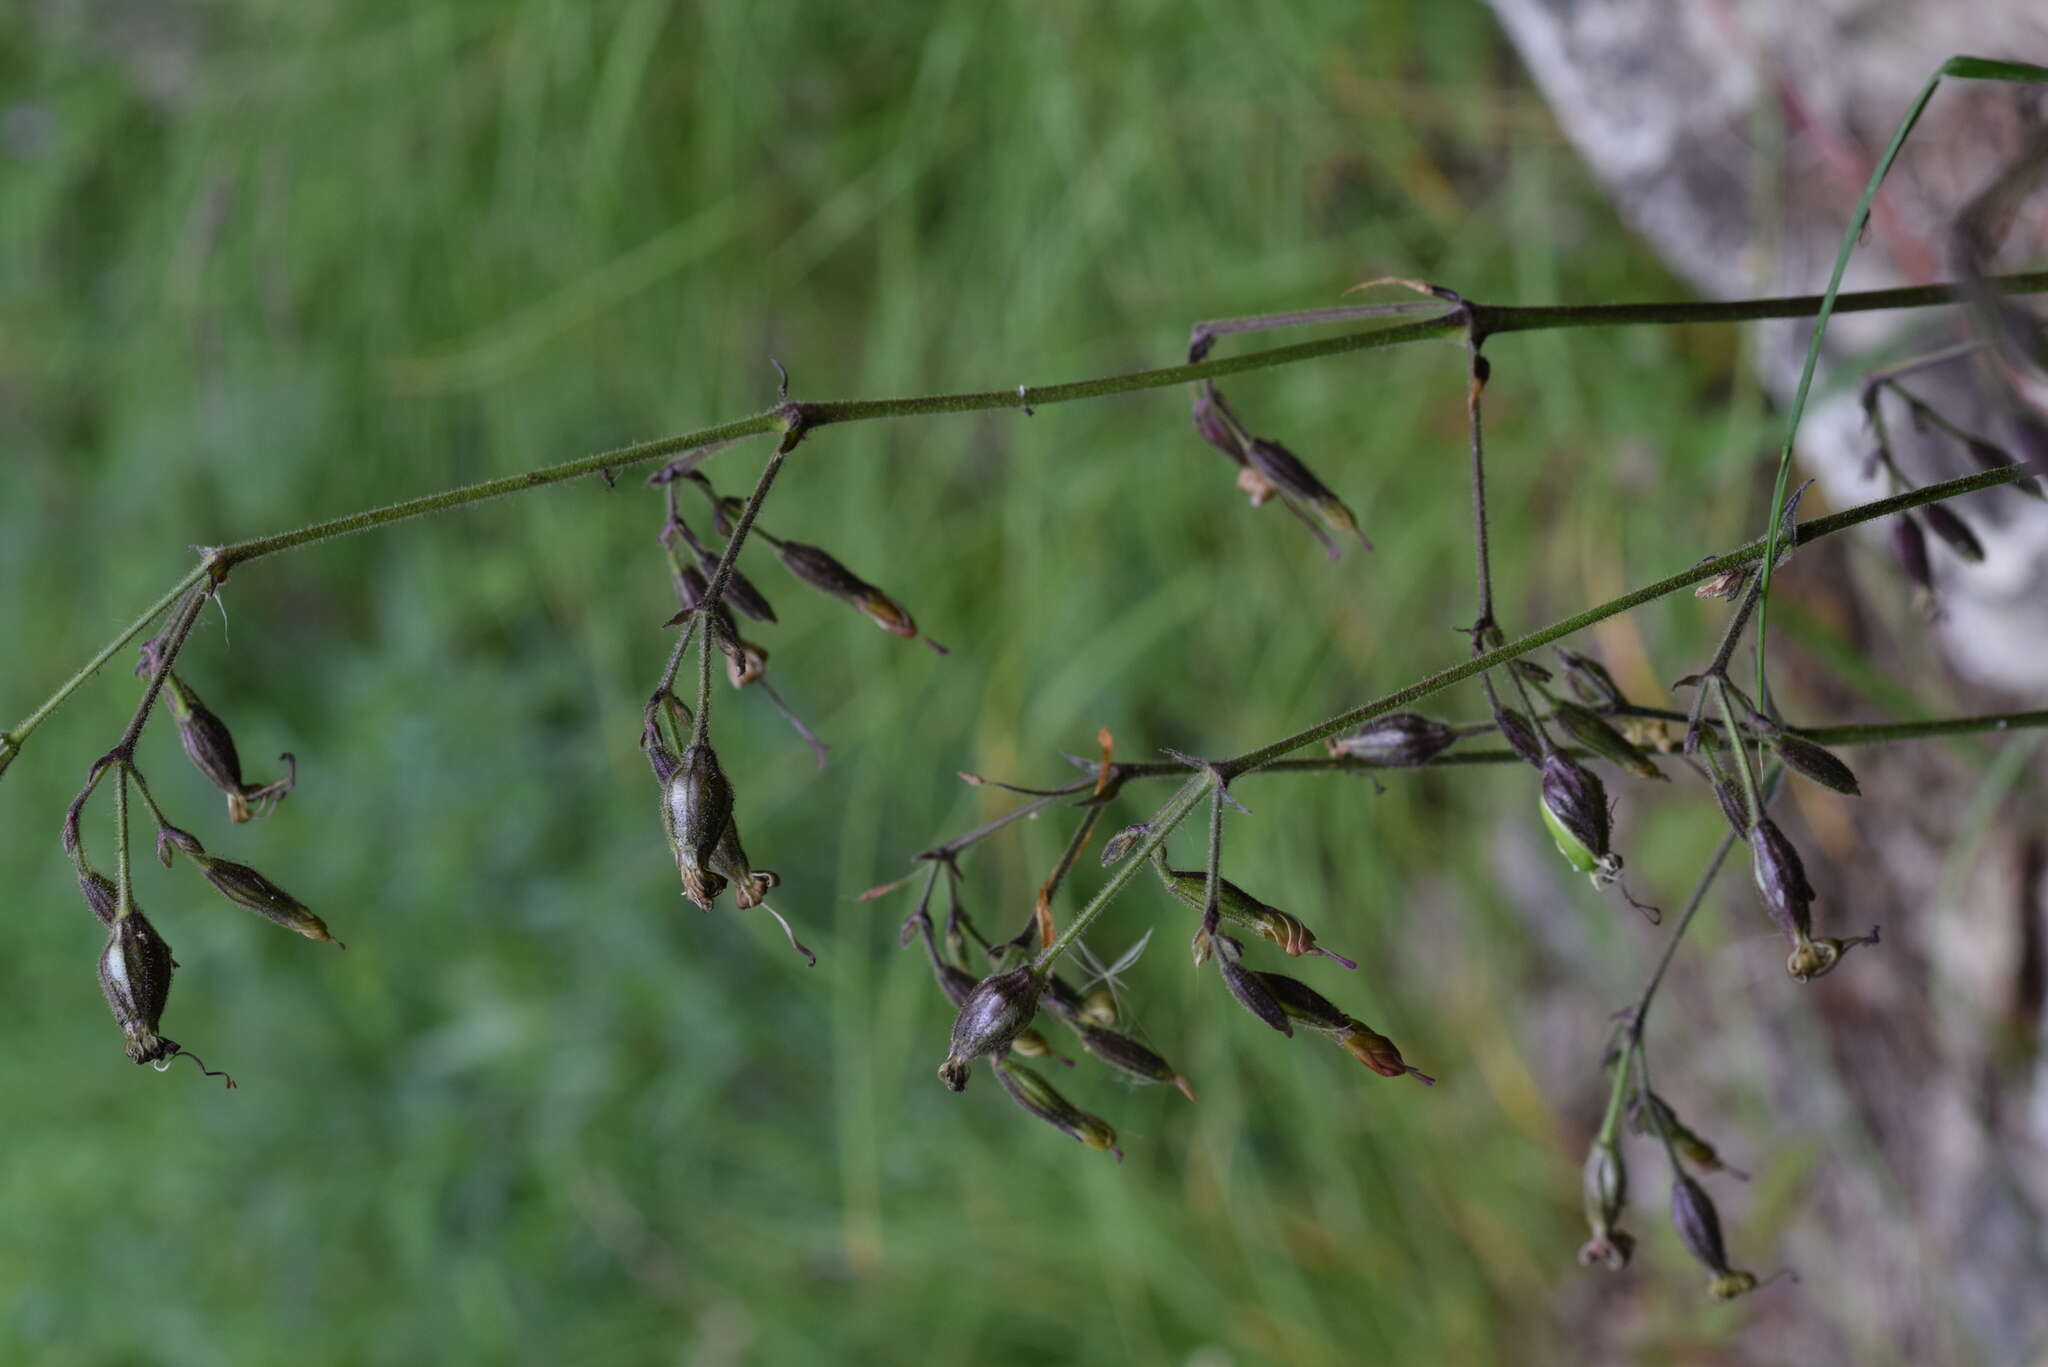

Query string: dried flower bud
1768 733 1860 797
1549 701 1665 781
1495 707 1544 765
1555 649 1624 709
191 852 341 945
1786 926 1880 983
1578 1135 1634 1271
154 824 204 868
1670 1174 1758 1300
1155 867 1356 966
1078 989 1119 1029
1920 503 1986 564
1748 817 1814 941
1336 1018 1434 1084
1324 712 1458 767
1628 1092 1747 1179
1539 753 1621 888
1891 514 1933 594
1253 972 1351 1032
98 908 177 1065
1098 823 1150 868
1242 438 1369 548
938 966 1045 1091
707 811 779 910
1214 937 1292 1036
1694 565 1748 600
776 541 919 639
80 869 120 928
1190 382 1248 466
662 742 735 909
164 673 293 822
1077 1025 1194 1099
1711 778 1752 838
675 524 778 624
992 1059 1122 1160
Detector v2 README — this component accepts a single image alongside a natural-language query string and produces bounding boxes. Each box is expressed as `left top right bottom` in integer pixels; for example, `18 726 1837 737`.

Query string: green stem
113 768 134 920
1036 773 1210 970
1714 682 1767 828
5 563 209 750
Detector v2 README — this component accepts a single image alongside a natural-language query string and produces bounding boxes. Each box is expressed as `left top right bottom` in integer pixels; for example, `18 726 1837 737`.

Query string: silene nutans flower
164 672 295 823
938 966 1045 1091
1670 1174 1759 1301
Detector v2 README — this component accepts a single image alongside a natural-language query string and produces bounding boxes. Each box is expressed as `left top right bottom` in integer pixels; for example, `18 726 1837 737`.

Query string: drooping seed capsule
1748 816 1814 941
1890 514 1933 595
1154 865 1356 966
164 673 293 823
706 813 779 911
1628 1092 1748 1179
775 541 920 639
1539 753 1622 888
1786 925 1880 983
97 907 177 1065
1670 1174 1758 1301
1335 1018 1434 1084
1920 503 1986 564
191 852 341 945
1495 707 1544 766
1768 733 1860 797
1213 937 1292 1036
1190 382 1248 467
1555 649 1625 709
1324 712 1459 767
992 1058 1122 1160
79 869 120 928
1253 971 1352 1032
938 967 1045 1091
1076 1025 1195 1099
673 520 778 623
1578 1134 1634 1271
1549 701 1666 781
661 741 735 910
1711 777 1752 838
1242 438 1370 550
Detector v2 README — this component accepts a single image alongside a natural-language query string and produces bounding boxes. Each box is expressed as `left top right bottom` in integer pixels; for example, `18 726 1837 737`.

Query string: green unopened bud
1554 649 1625 709
1749 817 1814 941
98 907 177 1065
1670 1174 1757 1299
189 852 341 945
164 673 293 823
1324 712 1458 767
1335 1018 1434 1084
1769 733 1860 796
992 1059 1122 1160
1786 925 1879 983
1078 988 1119 1028
938 967 1044 1091
1578 1134 1634 1271
1549 701 1665 781
1155 865 1356 966
1539 753 1621 887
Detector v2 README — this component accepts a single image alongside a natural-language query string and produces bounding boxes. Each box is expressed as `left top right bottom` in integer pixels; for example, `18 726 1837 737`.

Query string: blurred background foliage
0 2 1944 1363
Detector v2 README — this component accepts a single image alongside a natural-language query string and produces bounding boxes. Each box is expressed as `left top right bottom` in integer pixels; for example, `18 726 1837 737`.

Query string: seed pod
992 1059 1122 1160
1711 777 1752 837
1253 972 1351 1032
1098 823 1150 868
1921 503 1985 564
1749 817 1814 941
1324 712 1458 767
164 673 290 823
1495 707 1544 766
676 525 777 624
1549 701 1666 781
1628 1092 1747 1179
1077 989 1119 1028
707 814 779 910
1242 438 1369 547
1539 753 1621 887
191 853 341 945
1336 1018 1434 1084
938 967 1045 1091
1155 866 1356 966
79 869 120 928
154 824 204 868
662 742 734 910
1077 1025 1194 1099
1555 649 1624 709
1768 733 1860 797
1891 514 1933 593
1214 937 1292 1036
1190 383 1248 466
1578 1135 1634 1272
1670 1174 1758 1300
98 908 177 1065
1786 925 1880 983
776 541 919 639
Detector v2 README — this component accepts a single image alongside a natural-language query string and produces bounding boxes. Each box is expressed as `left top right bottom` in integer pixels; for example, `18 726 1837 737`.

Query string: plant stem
5 563 210 751
1036 773 1210 970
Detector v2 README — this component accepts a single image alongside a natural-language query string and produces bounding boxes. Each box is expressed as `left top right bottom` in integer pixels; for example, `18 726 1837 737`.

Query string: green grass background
0 3 1865 1363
